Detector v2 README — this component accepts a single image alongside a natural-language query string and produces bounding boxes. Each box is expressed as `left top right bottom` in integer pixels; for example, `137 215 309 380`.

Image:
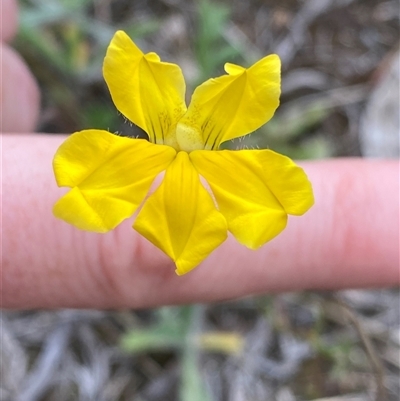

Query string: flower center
175 122 204 152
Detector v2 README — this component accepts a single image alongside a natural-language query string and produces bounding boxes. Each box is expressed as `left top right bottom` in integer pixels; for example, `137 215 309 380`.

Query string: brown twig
333 296 387 401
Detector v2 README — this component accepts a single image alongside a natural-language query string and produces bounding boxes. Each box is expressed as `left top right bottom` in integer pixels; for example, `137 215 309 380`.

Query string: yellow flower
53 31 314 275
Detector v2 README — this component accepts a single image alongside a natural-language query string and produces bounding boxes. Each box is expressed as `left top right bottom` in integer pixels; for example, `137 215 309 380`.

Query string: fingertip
0 44 40 132
0 0 18 42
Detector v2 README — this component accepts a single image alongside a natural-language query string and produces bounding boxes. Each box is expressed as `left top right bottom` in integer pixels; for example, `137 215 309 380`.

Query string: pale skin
1 0 399 309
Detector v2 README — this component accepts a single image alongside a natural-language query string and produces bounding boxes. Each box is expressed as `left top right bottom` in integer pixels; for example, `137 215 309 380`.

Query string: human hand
2 0 399 309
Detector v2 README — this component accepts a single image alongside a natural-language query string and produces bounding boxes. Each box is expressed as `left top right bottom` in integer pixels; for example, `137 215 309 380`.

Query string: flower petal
190 149 313 249
103 31 187 148
176 55 280 150
134 152 228 275
53 129 176 232
257 150 315 216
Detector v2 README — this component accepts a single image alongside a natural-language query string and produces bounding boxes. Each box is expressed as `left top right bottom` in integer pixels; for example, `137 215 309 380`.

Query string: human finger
0 44 40 132
2 134 399 309
0 0 17 42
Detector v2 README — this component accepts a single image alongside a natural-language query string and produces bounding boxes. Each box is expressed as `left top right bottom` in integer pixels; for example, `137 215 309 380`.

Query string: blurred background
2 0 399 400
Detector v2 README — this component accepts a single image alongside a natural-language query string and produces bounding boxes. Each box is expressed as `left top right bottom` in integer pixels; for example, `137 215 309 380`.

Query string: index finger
1 134 399 309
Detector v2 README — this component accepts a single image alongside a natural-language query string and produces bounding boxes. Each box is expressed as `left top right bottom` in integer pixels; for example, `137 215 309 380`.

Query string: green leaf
194 0 240 84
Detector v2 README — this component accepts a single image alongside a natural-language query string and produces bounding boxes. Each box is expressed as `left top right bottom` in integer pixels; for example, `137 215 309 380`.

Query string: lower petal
53 130 176 232
190 149 313 249
256 150 315 215
134 152 227 275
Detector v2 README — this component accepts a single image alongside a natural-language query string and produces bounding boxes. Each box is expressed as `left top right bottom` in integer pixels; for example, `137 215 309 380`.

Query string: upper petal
190 149 313 249
53 129 176 232
134 152 228 275
177 55 280 150
103 31 187 148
